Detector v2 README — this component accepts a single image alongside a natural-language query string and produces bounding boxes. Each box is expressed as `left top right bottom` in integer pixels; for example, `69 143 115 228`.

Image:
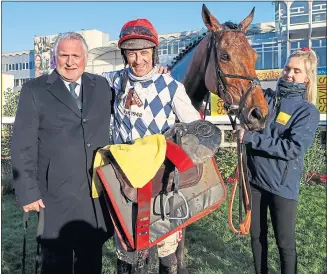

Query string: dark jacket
243 87 320 201
11 70 113 240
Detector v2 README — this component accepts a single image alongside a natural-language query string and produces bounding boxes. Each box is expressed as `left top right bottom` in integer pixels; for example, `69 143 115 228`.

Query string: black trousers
40 222 110 274
250 184 297 274
40 239 104 274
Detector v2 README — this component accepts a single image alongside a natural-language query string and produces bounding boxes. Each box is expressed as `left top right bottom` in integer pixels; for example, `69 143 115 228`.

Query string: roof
87 45 118 63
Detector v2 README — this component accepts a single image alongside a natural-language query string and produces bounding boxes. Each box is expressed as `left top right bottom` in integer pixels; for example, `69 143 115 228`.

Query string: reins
202 30 253 236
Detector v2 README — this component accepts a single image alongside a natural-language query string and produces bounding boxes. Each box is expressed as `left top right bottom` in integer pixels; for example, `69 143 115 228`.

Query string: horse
169 4 269 272
171 4 269 131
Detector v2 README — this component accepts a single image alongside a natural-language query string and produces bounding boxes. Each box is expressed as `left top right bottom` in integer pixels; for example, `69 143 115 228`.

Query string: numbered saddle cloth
94 120 226 251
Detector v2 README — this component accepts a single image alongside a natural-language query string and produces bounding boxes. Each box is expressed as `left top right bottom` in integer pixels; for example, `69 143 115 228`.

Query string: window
22 63 25 70
315 47 326 67
255 52 263 70
299 40 309 48
25 62 29 69
312 38 327 67
275 2 288 26
9 64 11 70
312 40 321 47
312 1 327 22
5 64 8 71
14 79 19 87
290 1 309 24
281 42 287 68
263 51 273 69
16 63 19 70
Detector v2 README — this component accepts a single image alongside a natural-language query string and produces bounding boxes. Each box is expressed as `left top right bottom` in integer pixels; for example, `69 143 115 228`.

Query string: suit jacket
11 69 113 240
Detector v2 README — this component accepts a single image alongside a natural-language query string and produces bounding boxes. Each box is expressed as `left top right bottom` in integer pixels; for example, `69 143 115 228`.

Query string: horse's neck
183 37 210 110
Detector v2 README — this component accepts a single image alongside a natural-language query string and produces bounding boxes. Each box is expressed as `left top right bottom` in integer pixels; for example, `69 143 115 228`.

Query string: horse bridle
203 30 261 129
203 29 254 236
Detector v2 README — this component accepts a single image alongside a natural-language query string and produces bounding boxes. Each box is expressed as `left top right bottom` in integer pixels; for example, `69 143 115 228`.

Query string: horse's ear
238 7 255 33
202 4 223 32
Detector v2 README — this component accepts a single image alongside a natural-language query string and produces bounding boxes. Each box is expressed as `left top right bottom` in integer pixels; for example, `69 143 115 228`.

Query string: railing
1 116 238 163
3 115 326 152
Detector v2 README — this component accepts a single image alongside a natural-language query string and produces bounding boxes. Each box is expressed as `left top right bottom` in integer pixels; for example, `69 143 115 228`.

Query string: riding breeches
114 230 182 264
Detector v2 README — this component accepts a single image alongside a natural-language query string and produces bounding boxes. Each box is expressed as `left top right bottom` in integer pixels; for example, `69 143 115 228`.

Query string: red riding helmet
118 19 159 49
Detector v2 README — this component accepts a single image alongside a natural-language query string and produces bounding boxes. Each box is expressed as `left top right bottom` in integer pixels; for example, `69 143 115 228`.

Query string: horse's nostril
249 107 263 121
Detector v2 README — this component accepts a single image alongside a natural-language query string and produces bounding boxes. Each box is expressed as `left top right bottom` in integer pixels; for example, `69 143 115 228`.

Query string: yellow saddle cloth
92 134 167 198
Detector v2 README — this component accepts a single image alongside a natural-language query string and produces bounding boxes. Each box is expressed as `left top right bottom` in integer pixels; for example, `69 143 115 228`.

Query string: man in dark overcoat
11 32 114 274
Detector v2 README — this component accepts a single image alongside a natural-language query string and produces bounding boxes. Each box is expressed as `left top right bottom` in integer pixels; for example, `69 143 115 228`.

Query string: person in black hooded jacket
237 48 320 274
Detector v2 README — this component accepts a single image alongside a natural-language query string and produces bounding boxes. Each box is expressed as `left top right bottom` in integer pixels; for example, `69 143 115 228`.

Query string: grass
1 183 326 274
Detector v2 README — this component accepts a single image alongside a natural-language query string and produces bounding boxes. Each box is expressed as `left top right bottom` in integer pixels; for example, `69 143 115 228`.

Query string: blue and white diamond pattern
107 70 182 144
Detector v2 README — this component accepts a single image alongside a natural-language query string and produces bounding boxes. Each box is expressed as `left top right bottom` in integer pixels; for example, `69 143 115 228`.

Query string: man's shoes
117 259 131 274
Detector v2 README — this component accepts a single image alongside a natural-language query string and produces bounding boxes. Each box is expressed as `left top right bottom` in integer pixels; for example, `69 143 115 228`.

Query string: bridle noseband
203 29 261 129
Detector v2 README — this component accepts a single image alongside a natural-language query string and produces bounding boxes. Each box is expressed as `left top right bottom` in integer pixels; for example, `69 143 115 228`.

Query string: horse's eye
221 53 230 62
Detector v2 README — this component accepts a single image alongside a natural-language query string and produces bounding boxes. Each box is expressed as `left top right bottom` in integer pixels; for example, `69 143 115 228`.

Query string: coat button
86 143 91 147
82 118 87 123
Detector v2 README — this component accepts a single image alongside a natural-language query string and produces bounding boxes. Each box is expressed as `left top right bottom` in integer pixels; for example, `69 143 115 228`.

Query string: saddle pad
99 149 203 203
97 157 226 250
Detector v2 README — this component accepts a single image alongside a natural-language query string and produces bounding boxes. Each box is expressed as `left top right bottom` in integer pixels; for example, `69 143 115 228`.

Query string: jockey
102 19 201 274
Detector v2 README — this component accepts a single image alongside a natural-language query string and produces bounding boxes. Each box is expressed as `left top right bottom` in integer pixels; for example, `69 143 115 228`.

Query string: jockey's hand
156 66 170 75
23 199 45 213
232 126 245 143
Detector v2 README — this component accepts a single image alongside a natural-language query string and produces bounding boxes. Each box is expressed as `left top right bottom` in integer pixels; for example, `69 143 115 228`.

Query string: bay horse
170 4 269 272
171 4 268 131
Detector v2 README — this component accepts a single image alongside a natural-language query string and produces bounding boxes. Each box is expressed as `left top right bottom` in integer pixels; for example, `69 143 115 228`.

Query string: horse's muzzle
243 107 267 130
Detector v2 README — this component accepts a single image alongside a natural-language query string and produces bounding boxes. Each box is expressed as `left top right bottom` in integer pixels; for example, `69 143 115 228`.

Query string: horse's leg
175 228 189 274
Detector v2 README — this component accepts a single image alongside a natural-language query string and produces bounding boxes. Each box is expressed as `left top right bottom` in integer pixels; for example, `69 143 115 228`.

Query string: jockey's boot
132 257 150 274
159 253 178 274
117 259 132 274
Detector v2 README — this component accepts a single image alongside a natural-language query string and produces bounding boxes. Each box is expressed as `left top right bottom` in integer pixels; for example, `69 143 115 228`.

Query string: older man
11 32 114 274
102 18 201 274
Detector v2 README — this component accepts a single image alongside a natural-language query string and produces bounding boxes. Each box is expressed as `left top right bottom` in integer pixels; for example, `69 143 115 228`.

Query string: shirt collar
62 76 82 86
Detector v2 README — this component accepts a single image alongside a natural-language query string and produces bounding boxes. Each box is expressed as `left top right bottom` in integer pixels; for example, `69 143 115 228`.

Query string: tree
3 87 20 117
2 88 20 194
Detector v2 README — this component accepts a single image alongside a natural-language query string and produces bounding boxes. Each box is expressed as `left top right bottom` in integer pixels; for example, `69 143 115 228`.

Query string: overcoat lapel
46 70 81 117
81 73 96 117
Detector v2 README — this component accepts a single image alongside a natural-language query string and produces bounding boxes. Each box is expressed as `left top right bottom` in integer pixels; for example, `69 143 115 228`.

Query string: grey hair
53 32 88 57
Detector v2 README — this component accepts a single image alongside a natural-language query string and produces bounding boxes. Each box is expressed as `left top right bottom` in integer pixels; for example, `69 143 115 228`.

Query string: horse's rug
93 120 226 251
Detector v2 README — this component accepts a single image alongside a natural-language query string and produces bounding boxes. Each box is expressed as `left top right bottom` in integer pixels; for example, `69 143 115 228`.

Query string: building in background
1 50 34 92
1 0 326 115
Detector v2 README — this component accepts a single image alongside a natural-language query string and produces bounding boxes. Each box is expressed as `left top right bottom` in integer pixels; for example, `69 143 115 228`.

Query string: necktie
68 82 82 110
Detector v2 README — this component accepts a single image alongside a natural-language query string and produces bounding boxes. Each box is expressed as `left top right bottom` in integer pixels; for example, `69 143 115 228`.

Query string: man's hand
156 66 170 75
23 199 45 212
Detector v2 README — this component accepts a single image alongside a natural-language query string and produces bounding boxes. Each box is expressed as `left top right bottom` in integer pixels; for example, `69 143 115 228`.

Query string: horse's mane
169 21 241 69
169 31 208 70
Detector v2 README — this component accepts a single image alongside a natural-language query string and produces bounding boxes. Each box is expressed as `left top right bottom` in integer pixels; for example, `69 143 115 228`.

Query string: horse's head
201 4 268 130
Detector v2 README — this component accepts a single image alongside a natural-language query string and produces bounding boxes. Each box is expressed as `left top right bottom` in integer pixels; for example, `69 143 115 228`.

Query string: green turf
2 183 326 274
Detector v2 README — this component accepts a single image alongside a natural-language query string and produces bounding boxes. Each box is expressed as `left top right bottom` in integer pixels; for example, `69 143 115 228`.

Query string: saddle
100 149 203 203
95 120 226 251
98 119 220 203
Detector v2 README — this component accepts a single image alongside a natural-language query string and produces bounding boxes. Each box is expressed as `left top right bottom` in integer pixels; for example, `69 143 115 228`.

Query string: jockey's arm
101 71 118 88
172 84 201 123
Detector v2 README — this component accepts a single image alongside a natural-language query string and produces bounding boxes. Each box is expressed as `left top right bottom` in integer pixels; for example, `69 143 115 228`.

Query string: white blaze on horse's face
125 48 154 77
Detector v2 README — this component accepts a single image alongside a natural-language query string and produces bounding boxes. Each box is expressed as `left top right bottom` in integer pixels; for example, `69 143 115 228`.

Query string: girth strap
136 181 152 250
